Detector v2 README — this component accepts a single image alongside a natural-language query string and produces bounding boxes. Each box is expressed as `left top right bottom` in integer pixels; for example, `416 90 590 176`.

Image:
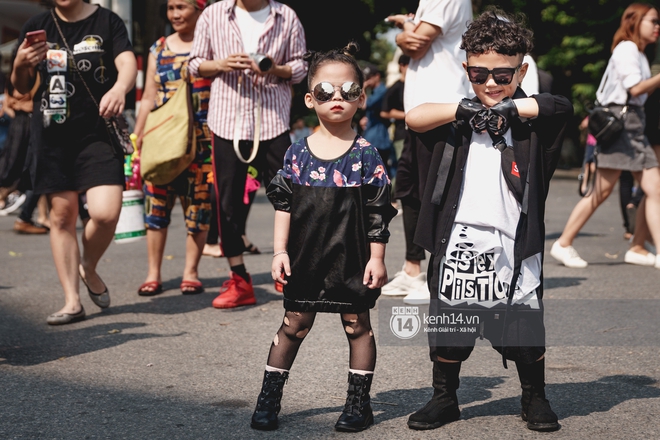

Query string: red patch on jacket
511 162 520 177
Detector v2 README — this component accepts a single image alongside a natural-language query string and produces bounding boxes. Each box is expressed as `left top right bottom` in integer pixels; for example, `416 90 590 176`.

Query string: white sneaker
655 255 660 269
381 265 426 296
403 284 431 305
0 192 26 216
624 250 656 266
550 241 588 268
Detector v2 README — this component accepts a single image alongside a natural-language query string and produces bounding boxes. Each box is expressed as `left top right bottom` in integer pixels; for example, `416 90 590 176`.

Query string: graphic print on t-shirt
73 35 103 54
439 226 510 309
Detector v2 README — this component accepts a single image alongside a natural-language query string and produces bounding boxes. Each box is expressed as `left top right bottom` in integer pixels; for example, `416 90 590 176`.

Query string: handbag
104 115 134 155
139 79 196 185
588 103 627 147
51 9 133 155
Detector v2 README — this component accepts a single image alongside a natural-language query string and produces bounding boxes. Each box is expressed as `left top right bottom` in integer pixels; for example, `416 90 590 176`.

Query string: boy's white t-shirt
234 4 271 54
404 0 474 113
443 130 541 308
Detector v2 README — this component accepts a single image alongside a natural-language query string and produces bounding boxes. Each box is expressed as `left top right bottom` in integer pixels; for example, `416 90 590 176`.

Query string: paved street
1 171 659 439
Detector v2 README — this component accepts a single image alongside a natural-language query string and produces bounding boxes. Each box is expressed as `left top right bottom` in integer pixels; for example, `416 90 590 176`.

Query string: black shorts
33 138 124 195
427 254 546 364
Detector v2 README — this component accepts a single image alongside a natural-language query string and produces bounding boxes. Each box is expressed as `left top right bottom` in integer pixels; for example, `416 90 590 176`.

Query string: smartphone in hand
25 30 47 47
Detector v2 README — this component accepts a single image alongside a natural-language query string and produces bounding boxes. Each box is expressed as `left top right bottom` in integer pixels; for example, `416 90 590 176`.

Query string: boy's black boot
407 361 461 430
334 372 374 432
516 359 559 432
251 370 289 430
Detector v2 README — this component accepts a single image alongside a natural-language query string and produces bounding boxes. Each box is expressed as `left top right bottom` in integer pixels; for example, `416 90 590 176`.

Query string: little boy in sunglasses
404 9 573 432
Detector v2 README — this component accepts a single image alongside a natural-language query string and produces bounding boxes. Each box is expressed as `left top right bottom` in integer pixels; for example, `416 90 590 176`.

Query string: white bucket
114 189 146 244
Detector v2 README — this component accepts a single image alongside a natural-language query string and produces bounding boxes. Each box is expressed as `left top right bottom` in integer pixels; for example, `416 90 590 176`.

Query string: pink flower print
373 164 385 180
318 166 326 173
310 170 320 180
352 161 362 172
357 137 370 147
319 173 326 180
291 154 300 177
333 169 346 187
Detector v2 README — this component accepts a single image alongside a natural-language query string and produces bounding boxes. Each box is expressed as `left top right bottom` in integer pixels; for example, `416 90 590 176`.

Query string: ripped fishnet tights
266 310 376 372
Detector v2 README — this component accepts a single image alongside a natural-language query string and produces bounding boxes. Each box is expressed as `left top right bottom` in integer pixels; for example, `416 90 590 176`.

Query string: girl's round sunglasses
311 82 362 102
466 65 521 85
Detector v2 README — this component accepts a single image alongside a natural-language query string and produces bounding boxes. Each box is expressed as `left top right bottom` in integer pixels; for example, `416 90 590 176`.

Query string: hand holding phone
25 30 47 47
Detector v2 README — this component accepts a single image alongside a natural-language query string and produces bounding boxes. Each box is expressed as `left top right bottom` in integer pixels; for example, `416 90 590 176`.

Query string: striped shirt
188 0 307 141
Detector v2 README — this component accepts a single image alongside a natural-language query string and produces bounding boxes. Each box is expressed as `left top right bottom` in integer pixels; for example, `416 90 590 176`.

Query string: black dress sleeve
266 173 293 212
364 184 398 243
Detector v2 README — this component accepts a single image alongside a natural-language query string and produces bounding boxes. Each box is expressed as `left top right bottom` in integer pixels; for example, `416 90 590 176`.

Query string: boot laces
257 374 288 410
343 380 368 415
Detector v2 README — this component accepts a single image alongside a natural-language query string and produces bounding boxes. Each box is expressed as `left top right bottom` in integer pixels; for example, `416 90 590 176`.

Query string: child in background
251 42 397 432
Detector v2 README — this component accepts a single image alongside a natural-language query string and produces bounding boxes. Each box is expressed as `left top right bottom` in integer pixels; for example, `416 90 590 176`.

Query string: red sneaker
212 273 256 309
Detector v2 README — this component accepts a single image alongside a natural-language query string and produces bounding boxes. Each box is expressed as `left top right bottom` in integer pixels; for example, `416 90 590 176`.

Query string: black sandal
243 242 261 255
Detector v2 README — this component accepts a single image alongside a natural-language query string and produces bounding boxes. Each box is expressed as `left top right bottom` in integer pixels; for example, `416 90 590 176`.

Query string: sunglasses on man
466 65 522 85
311 82 363 102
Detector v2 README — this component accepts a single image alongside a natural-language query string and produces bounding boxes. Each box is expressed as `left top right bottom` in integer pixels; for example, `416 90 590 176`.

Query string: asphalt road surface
1 171 659 439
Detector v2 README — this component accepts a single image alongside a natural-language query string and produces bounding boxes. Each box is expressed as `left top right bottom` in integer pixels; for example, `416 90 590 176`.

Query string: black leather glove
455 98 488 133
487 97 519 136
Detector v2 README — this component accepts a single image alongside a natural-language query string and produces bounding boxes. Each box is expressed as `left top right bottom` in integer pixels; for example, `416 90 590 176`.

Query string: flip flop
79 266 110 308
180 280 204 295
138 281 163 297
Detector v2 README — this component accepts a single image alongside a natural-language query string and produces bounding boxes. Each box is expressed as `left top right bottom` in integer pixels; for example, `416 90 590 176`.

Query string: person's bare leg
48 191 82 314
557 168 621 247
203 242 223 257
635 168 660 254
404 260 422 277
79 185 122 293
630 195 649 253
182 230 208 287
143 228 167 290
37 195 50 228
228 255 244 268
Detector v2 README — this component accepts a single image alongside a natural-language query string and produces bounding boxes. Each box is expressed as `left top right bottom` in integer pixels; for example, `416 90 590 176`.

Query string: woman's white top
596 40 651 107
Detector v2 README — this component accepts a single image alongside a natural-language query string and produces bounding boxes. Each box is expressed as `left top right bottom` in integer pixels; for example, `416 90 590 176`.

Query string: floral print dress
267 135 398 313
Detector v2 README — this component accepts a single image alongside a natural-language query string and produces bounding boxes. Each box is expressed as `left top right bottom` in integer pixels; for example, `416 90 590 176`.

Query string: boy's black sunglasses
311 81 362 102
466 65 521 85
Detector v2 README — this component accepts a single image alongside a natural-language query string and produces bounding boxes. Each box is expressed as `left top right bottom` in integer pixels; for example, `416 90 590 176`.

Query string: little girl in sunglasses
404 9 572 433
250 42 397 433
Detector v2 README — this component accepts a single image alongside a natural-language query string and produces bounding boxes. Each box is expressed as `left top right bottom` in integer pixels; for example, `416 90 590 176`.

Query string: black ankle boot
251 370 289 430
516 359 559 432
407 361 461 430
334 372 374 432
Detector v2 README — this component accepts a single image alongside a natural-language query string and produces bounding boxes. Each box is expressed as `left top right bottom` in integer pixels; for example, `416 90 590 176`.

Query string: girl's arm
364 242 387 289
272 210 291 284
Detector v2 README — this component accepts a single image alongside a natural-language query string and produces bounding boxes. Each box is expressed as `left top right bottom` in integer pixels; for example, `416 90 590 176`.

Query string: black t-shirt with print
19 6 133 145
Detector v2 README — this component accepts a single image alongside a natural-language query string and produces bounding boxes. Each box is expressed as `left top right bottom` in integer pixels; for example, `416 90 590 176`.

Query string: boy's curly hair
460 8 534 58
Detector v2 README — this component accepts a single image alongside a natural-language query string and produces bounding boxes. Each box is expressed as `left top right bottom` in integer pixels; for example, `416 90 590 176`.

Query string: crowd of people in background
2 0 660 435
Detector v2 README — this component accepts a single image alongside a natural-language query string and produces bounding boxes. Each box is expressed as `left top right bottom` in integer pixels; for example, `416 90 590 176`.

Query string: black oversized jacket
414 90 573 301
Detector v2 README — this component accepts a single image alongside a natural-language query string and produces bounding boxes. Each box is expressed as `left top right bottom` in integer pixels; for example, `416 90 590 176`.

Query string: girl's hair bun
305 41 365 89
342 41 360 58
